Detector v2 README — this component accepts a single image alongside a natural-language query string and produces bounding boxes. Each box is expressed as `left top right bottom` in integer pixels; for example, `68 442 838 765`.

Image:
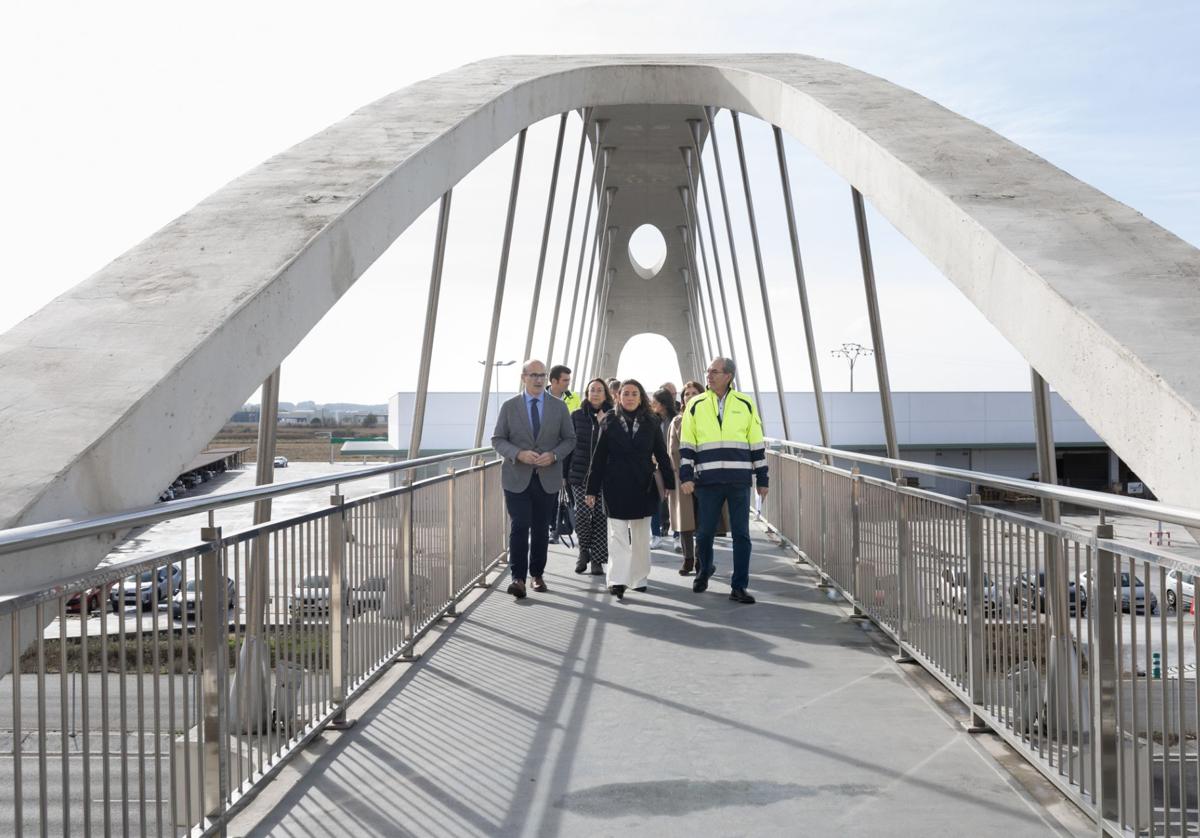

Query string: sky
2 1 1196 404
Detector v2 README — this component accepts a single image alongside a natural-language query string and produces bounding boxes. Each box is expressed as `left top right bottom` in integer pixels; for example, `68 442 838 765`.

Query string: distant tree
309 417 323 426
364 413 378 428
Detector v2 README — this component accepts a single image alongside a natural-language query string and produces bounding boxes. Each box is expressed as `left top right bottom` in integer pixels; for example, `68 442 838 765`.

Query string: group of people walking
491 357 768 604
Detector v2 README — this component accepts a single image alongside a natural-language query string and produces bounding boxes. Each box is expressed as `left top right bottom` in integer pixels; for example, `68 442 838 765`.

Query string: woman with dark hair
668 380 705 573
649 388 678 549
585 379 675 599
566 378 612 575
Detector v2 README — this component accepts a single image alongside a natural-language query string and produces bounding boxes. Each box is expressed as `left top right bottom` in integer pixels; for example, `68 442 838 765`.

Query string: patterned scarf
619 410 640 438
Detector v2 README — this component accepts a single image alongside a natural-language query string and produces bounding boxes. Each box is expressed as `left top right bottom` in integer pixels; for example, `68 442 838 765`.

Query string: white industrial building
347 389 1142 500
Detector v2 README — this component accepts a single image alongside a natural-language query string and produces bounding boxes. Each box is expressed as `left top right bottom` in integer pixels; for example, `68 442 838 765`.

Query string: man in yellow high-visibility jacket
679 356 768 604
549 364 581 414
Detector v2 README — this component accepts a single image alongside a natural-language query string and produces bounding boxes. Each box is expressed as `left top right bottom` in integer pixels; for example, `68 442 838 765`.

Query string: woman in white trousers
585 380 675 599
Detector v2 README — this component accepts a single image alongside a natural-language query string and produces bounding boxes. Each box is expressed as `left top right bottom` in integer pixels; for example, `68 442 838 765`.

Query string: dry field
209 424 393 463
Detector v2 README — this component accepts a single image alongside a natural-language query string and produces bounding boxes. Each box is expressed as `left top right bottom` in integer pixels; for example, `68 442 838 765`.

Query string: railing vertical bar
12 612 23 838
81 589 93 838
58 598 70 838
117 580 129 838
1141 558 1154 838
34 602 47 838
135 579 146 837
178 557 190 835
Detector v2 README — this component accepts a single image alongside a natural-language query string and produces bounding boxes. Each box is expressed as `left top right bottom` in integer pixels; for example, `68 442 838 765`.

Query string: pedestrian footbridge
1 55 1199 836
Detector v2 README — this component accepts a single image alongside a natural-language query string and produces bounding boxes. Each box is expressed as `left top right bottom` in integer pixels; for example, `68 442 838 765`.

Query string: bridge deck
234 523 1083 837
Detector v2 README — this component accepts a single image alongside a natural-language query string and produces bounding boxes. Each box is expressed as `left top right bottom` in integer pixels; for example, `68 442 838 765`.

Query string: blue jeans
694 483 752 590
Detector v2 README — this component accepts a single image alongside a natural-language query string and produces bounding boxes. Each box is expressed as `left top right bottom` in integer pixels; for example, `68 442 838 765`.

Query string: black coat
566 402 609 486
585 409 676 520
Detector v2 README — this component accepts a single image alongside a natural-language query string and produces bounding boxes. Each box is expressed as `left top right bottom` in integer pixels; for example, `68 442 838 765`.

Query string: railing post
445 468 457 617
198 525 227 819
400 478 420 662
327 495 354 729
894 479 915 664
850 468 866 618
477 467 492 586
966 493 988 731
817 468 830 588
1094 522 1120 828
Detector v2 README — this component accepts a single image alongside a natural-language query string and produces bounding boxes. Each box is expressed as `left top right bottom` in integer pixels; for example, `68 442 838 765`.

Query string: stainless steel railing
0 448 506 836
762 440 1200 837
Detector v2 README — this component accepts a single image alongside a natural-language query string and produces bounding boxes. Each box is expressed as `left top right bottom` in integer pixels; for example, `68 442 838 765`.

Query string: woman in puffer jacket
566 378 612 575
585 379 676 600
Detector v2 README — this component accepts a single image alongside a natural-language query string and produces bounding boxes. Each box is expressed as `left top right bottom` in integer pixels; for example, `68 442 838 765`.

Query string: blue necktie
530 397 541 438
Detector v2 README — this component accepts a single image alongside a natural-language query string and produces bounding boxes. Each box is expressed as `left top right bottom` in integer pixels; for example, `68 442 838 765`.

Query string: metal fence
0 449 506 836
762 442 1200 837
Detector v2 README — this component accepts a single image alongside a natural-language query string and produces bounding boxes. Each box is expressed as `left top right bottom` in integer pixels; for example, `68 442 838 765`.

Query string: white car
273 455 289 468
1164 569 1195 612
938 568 1000 615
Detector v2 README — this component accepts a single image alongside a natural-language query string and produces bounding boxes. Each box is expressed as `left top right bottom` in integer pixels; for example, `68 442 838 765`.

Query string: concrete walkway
234 523 1087 837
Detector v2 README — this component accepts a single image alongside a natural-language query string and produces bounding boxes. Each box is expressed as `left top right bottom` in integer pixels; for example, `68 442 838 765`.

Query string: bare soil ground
209 424 392 463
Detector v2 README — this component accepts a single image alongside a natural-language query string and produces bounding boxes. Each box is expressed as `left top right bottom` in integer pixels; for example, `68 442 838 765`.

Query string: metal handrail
0 446 495 557
768 438 1200 530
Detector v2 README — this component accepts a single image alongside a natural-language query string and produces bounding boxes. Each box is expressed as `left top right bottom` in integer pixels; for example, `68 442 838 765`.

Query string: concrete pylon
590 106 707 382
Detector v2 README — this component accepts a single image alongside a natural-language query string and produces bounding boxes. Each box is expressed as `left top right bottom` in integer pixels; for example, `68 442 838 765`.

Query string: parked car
273 456 289 468
110 565 182 610
1010 570 1087 616
291 575 342 618
938 568 1000 615
66 582 114 614
172 576 236 621
158 488 175 503
1163 569 1195 612
181 473 202 489
355 576 388 612
1078 570 1158 615
291 574 381 618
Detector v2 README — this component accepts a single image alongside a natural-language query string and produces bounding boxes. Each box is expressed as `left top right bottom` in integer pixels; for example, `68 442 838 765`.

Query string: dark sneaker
574 558 588 574
507 580 527 599
729 588 756 604
590 561 605 575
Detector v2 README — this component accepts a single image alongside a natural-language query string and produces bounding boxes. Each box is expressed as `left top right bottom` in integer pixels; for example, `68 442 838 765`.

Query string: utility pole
831 342 873 392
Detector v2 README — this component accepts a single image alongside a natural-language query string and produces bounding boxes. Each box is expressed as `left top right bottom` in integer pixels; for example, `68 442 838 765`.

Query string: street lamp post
831 342 873 393
479 359 516 422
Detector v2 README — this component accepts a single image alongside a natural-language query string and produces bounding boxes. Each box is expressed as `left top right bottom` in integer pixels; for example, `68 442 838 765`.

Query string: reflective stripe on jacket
678 388 768 487
561 389 581 414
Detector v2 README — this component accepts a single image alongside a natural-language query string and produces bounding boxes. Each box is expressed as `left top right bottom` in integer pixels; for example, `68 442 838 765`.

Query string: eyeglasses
705 368 728 376
524 372 547 379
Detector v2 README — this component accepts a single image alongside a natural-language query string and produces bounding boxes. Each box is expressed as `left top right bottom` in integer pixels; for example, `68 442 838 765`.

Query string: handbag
555 489 576 536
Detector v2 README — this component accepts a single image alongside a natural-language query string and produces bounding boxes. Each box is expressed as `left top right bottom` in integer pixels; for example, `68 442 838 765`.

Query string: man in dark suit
491 359 576 599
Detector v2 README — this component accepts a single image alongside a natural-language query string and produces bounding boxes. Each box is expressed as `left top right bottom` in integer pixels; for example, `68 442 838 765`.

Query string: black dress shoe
590 562 605 575
729 588 756 604
531 577 548 593
692 571 711 593
633 586 647 593
609 584 626 599
507 580 527 599
574 558 588 574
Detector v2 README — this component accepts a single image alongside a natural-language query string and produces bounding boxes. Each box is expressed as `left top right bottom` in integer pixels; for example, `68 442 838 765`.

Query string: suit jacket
491 391 576 494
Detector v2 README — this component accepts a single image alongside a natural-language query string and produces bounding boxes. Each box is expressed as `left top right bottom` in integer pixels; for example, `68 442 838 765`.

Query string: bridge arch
2 55 1198 596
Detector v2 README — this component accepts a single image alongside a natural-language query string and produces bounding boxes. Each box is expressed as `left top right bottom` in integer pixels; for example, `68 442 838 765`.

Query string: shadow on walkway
236 523 1078 838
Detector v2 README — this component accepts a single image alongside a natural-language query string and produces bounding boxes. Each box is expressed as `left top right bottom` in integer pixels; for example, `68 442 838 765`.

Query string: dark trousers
695 483 752 590
504 473 556 582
